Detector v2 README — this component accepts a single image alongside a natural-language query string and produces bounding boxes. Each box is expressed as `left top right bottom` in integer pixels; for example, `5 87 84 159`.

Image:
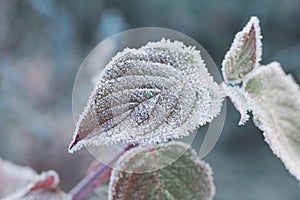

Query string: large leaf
222 16 262 84
69 39 223 153
243 62 300 181
109 141 215 200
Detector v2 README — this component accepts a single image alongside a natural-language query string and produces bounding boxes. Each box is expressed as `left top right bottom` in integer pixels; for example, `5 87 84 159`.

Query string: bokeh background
1 0 300 199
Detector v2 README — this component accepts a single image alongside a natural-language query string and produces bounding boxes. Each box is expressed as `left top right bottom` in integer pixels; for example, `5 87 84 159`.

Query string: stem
69 144 135 200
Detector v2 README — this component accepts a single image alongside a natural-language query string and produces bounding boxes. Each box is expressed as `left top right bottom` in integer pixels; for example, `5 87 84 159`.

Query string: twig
69 144 135 200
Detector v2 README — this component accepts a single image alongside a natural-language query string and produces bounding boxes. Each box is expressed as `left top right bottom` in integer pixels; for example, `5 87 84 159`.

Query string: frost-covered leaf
0 158 37 198
0 158 70 200
221 83 250 125
243 62 300 181
222 16 262 84
69 38 223 153
109 141 215 200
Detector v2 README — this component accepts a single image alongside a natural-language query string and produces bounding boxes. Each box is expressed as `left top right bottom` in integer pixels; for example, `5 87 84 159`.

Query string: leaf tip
68 134 81 154
247 16 262 62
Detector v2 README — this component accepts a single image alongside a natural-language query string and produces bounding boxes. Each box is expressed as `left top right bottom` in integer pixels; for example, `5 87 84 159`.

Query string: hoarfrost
69 38 223 153
109 141 215 200
222 16 262 84
244 62 300 181
221 83 250 125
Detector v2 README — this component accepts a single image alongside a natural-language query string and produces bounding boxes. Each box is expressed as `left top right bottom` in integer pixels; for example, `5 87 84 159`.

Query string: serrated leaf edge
242 62 300 181
222 16 262 84
69 39 224 153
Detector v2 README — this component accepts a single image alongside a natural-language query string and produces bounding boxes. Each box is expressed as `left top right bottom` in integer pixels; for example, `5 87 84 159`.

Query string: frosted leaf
0 158 70 200
0 158 37 198
222 16 262 84
109 141 215 200
69 38 224 153
244 62 300 181
221 83 250 125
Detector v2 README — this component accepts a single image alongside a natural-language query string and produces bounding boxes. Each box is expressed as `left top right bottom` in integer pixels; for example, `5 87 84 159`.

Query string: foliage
2 15 300 200
67 16 300 199
109 142 215 200
0 158 70 200
222 18 300 182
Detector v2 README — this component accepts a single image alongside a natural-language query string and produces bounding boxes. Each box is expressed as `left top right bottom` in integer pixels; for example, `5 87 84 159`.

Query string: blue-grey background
0 0 300 199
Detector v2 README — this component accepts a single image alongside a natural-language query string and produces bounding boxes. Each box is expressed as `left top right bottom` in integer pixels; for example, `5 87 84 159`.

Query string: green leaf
222 16 262 84
244 62 300 181
109 141 215 200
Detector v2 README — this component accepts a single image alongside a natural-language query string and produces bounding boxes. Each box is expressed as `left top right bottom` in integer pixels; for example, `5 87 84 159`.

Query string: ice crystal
69 38 224 153
109 141 215 200
243 62 300 181
222 16 262 84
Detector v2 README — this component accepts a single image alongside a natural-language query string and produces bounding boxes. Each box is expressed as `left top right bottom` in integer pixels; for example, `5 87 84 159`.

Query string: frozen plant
1 16 299 200
66 16 300 200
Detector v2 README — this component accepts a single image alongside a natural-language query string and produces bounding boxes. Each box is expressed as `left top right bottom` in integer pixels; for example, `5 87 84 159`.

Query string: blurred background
1 0 300 199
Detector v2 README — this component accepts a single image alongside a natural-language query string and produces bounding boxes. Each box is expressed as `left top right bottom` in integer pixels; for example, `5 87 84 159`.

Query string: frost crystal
69 38 224 153
222 16 262 84
244 62 300 181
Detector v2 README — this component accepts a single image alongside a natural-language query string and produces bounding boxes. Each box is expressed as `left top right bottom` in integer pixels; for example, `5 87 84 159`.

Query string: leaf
243 62 300 181
0 158 70 200
69 38 224 153
222 16 262 84
109 141 215 200
221 83 250 125
0 158 36 198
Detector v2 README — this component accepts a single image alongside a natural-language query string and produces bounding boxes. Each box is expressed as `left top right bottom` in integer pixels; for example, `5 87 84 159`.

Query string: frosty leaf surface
244 62 300 181
69 38 223 153
109 141 215 200
222 16 262 84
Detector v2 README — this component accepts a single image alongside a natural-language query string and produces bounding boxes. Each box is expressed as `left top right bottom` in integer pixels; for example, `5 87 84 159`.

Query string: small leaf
109 141 215 200
69 38 224 153
222 16 262 84
221 83 250 125
0 158 70 200
0 158 36 198
243 62 300 181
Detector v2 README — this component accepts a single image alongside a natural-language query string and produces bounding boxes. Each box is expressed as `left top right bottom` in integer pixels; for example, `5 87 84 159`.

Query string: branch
69 144 135 200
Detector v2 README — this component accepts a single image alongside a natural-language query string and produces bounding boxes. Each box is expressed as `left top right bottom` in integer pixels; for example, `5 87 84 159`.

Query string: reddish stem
69 144 135 200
